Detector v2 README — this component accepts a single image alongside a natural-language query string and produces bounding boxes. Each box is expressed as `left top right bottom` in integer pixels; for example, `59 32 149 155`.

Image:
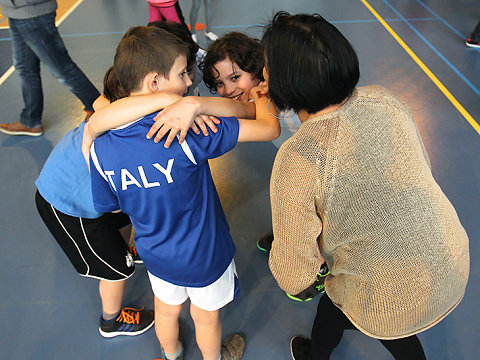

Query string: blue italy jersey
90 113 239 287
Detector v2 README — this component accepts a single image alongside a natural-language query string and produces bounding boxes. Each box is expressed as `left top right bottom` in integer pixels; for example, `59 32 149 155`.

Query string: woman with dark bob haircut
265 12 469 360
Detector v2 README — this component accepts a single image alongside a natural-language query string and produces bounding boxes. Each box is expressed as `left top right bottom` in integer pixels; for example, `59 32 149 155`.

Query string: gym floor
0 0 479 359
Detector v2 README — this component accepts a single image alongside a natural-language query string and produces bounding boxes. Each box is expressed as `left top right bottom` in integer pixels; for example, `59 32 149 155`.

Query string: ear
144 72 160 93
262 66 269 83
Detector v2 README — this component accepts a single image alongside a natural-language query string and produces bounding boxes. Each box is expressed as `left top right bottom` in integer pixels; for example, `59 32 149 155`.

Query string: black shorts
35 190 135 281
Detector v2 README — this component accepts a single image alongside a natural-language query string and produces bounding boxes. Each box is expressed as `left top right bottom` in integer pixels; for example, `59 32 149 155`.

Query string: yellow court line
0 66 14 86
56 0 85 26
360 0 480 135
0 0 85 86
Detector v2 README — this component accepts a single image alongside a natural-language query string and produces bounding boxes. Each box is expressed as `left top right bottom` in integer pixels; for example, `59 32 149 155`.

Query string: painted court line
0 0 85 86
415 0 480 46
0 17 443 42
56 0 85 26
360 0 480 136
381 0 479 97
0 66 14 87
0 18 438 41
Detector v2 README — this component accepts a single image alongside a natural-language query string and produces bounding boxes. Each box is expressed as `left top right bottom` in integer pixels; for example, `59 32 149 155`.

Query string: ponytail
103 66 129 103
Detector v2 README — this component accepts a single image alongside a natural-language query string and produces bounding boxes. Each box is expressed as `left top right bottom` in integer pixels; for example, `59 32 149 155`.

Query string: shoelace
128 245 139 257
116 306 143 324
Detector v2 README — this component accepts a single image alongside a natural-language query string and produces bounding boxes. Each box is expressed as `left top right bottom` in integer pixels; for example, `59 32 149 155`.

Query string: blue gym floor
0 0 479 359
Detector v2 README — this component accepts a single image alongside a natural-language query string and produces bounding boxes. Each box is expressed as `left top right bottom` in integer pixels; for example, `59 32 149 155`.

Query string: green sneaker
286 263 330 302
256 233 273 252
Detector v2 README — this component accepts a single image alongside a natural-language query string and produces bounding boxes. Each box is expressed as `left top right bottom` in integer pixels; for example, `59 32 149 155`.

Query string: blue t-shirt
36 122 102 219
90 113 240 287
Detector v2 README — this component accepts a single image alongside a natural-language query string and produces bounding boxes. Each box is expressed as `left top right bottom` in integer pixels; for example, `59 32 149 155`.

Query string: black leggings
311 294 426 360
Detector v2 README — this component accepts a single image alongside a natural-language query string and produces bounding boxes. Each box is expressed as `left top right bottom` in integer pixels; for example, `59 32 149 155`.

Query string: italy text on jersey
104 159 175 192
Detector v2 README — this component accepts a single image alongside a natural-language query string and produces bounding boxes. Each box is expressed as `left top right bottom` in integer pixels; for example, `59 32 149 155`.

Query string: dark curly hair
201 32 264 93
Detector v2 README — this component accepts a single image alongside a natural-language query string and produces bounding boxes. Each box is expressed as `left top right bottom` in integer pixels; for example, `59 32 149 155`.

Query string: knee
154 298 182 320
190 305 219 327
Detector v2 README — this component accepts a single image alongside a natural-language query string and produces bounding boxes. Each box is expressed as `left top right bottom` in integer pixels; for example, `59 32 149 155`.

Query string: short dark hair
201 32 264 93
148 20 199 74
104 26 188 102
262 12 359 113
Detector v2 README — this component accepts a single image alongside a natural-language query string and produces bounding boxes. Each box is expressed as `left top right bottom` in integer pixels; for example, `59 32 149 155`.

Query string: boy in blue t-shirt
88 26 279 360
35 121 155 338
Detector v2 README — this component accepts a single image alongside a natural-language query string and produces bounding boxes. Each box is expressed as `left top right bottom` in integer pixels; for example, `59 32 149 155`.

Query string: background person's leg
19 13 99 112
379 335 426 360
9 18 43 129
204 0 212 33
469 21 480 42
148 4 164 23
311 294 356 360
189 0 201 35
203 0 217 40
158 5 182 24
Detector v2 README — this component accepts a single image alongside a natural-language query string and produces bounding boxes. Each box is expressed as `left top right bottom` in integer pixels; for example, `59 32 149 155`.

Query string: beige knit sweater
269 85 469 339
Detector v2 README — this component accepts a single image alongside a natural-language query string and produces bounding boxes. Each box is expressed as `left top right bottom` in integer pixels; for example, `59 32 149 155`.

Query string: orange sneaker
128 245 143 264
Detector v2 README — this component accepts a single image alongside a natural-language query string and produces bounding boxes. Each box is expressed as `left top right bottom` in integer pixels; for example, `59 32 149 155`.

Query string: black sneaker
99 306 154 338
256 233 274 252
290 336 311 360
221 333 246 360
286 262 330 301
129 245 143 264
466 38 480 48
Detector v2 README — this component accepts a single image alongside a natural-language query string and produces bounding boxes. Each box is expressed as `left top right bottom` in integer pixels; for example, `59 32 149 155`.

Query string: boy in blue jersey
87 26 279 360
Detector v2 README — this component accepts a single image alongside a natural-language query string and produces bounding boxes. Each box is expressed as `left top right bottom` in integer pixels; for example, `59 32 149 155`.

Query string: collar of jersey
112 117 143 130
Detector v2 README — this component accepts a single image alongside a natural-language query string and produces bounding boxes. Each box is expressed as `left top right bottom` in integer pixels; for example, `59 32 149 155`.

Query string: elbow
267 124 281 141
273 125 281 140
269 254 299 294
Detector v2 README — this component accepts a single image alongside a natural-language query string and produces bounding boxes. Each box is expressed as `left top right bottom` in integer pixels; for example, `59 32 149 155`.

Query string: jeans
9 12 100 128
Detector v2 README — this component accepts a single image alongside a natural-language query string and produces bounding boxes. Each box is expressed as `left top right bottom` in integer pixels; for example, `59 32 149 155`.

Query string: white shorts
147 260 239 311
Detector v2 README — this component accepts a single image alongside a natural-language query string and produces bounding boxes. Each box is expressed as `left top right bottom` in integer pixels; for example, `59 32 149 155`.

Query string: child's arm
148 96 256 146
82 93 253 163
237 87 280 142
92 94 111 111
88 93 184 137
151 85 280 147
82 93 184 164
